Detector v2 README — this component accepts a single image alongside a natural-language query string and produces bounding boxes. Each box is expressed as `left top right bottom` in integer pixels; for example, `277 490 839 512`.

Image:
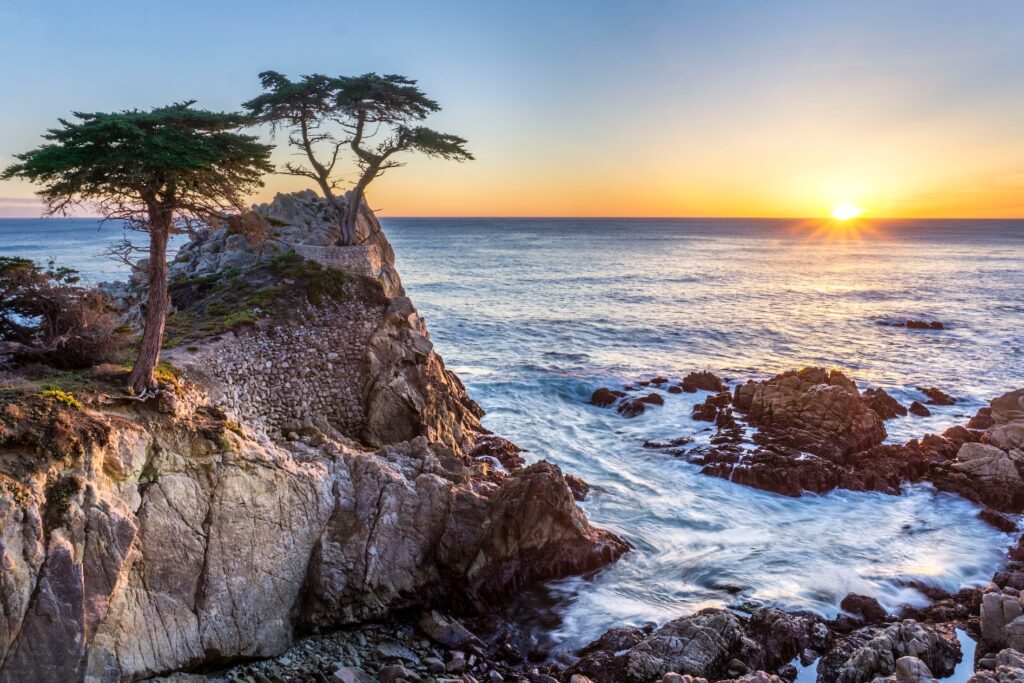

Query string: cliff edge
0 193 627 682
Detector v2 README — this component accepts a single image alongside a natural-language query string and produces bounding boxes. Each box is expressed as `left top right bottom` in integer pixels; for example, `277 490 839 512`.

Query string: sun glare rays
831 204 864 221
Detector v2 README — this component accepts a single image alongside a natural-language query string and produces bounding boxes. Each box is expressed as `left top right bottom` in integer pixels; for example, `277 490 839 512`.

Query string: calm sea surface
3 216 1024 657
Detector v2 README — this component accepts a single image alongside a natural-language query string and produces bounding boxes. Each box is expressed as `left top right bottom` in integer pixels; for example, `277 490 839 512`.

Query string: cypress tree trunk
344 165 378 246
128 209 171 394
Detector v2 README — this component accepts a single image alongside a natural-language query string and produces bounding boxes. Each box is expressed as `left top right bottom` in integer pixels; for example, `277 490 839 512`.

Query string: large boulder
863 388 908 420
981 590 1024 653
303 447 627 627
929 389 1024 513
732 368 886 460
818 620 960 683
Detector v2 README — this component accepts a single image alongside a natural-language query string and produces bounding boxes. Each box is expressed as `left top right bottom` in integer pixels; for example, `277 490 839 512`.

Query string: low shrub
0 257 127 368
39 388 83 409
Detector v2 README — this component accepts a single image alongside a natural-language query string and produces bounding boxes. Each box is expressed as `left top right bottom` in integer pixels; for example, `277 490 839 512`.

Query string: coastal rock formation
682 371 726 393
566 608 827 683
817 620 960 683
684 368 1024 513
732 368 887 459
0 193 625 681
863 388 908 420
360 295 485 451
928 388 1024 513
980 590 1024 653
969 648 1024 682
590 373 726 419
171 189 404 297
303 453 626 628
0 390 624 682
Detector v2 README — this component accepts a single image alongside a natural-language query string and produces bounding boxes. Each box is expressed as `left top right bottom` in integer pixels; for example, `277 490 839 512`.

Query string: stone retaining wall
201 291 388 439
292 244 383 279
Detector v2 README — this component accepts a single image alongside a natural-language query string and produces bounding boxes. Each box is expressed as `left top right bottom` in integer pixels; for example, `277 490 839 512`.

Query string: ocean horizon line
4 213 1024 222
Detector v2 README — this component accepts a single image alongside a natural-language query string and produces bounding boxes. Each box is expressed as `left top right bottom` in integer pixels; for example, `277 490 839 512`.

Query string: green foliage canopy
1 102 273 230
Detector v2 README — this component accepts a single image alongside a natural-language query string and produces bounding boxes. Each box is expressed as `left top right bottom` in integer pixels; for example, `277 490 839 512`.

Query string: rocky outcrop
0 193 625 681
732 368 886 460
928 388 1024 513
566 608 827 683
171 190 404 297
981 590 1024 653
817 620 960 683
361 296 485 452
863 388 908 420
0 392 624 682
970 648 1024 682
302 448 626 629
684 370 1024 513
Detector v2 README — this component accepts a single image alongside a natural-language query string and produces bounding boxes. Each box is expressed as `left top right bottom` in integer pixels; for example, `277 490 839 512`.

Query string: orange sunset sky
1 1 1023 219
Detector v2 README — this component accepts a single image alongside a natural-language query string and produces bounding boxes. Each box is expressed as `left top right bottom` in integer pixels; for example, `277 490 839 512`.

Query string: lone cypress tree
334 73 473 245
244 71 472 245
243 72 348 230
2 102 273 394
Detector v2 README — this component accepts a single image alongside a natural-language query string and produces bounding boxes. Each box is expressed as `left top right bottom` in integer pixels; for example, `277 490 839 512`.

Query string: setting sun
831 204 864 221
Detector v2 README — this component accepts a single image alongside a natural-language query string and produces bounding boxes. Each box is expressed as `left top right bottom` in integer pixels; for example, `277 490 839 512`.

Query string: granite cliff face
0 193 627 682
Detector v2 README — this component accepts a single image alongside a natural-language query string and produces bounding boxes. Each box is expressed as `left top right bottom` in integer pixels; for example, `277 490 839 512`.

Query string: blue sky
2 0 1023 217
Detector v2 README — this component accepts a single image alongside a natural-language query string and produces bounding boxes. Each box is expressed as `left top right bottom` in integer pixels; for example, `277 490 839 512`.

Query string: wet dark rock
993 571 1024 591
731 368 886 460
575 626 650 657
640 393 665 406
618 400 647 418
700 446 844 497
470 434 527 470
840 593 888 624
707 391 732 408
650 377 669 386
906 320 945 329
667 385 684 394
979 508 1018 532
1010 538 1024 563
682 371 726 394
919 387 956 406
968 407 995 430
590 387 625 407
740 608 830 673
566 608 746 682
565 474 590 501
863 388 909 420
910 401 932 417
643 436 694 449
567 607 825 683
692 402 719 422
897 586 981 625
818 619 960 683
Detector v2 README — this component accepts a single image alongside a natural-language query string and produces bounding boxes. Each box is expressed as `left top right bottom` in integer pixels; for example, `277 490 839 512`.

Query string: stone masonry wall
292 244 383 279
199 292 388 439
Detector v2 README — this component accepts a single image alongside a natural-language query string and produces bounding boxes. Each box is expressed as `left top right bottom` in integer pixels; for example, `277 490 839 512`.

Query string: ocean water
383 217 1024 657
4 216 1024 660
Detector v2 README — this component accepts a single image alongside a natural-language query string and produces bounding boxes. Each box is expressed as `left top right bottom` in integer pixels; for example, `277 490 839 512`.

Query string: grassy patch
164 250 365 345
